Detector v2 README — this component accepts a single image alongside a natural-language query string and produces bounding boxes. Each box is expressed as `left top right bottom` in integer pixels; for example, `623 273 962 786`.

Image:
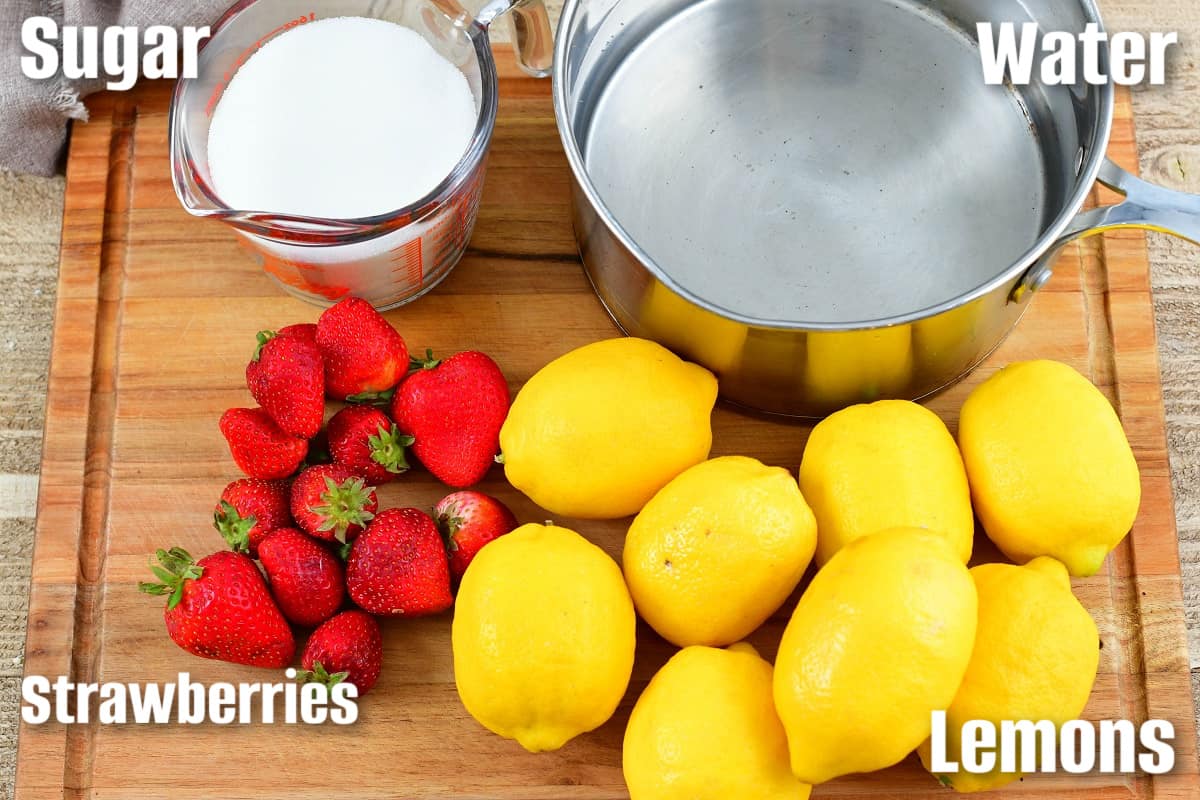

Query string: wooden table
13 58 1200 798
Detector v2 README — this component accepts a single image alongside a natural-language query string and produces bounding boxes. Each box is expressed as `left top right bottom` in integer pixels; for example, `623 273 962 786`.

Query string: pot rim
552 0 1114 332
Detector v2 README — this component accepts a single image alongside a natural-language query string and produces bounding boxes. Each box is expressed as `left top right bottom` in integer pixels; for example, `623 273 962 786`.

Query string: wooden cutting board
14 55 1200 799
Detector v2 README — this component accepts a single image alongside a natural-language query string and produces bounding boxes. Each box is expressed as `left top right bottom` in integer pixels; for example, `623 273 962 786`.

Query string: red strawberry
258 528 345 627
213 477 292 557
299 610 383 696
279 322 318 344
139 548 294 668
346 508 453 616
246 328 325 438
327 405 413 484
391 351 510 488
290 464 378 544
219 407 308 480
434 491 518 582
316 297 408 401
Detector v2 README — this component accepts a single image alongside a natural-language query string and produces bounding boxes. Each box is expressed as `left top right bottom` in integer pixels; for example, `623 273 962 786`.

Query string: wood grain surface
1104 0 1200 714
11 55 1200 799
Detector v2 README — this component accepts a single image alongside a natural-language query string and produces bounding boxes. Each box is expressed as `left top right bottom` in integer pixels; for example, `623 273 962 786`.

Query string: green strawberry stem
213 500 255 553
252 330 277 362
346 388 396 407
138 547 203 611
369 425 415 474
314 476 376 544
410 348 441 371
434 505 463 549
296 660 350 689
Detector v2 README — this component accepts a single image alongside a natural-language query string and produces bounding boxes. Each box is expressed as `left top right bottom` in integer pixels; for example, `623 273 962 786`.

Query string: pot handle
1013 158 1200 301
1069 158 1200 244
475 0 555 78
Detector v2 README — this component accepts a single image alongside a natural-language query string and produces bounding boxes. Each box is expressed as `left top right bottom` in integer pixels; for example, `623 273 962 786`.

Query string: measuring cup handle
476 0 554 78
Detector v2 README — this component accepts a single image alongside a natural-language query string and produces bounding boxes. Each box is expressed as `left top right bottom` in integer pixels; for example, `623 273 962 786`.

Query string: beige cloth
0 0 229 175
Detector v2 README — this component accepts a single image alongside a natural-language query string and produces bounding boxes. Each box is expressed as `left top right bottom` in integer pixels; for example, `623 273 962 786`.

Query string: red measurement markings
390 238 424 290
205 12 317 117
422 168 484 278
248 244 349 301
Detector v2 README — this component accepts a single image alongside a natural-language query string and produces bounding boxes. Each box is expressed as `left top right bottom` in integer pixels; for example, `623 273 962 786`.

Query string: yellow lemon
958 360 1140 576
640 280 748 376
623 456 817 647
804 326 913 410
799 399 974 565
913 298 985 384
452 523 637 752
773 527 978 784
624 643 812 800
500 337 718 519
918 557 1100 792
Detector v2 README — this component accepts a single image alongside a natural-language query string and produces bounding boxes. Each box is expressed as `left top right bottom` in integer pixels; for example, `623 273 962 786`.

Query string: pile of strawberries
140 298 519 696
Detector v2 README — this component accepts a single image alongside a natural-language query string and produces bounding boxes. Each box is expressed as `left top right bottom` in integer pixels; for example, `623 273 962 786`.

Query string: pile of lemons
452 338 1139 797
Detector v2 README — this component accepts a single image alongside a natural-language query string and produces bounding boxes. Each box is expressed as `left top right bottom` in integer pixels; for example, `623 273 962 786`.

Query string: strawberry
434 491 518 582
258 528 345 627
278 322 318 344
327 405 413 484
299 610 383 696
213 477 292 557
139 548 295 668
219 407 308 480
246 328 325 438
290 464 378 544
346 508 453 616
316 297 408 401
391 351 510 488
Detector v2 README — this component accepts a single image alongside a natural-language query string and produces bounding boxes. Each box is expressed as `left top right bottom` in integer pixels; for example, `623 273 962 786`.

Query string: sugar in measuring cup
169 0 553 309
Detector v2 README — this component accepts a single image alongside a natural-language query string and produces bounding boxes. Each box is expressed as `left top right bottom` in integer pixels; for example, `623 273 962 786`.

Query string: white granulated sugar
207 17 478 219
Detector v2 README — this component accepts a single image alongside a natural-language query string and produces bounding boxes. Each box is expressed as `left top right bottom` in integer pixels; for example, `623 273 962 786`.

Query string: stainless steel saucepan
546 0 1200 416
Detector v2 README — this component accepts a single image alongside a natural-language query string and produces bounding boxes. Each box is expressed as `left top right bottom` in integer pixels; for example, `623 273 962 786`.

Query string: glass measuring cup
170 0 554 309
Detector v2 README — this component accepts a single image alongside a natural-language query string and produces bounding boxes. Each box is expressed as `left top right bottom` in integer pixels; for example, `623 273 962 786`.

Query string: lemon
913 298 985 382
640 280 748 376
805 326 913 409
773 527 978 784
623 456 817 647
452 523 637 752
624 643 812 800
799 400 974 565
500 337 718 519
918 557 1100 792
958 360 1140 576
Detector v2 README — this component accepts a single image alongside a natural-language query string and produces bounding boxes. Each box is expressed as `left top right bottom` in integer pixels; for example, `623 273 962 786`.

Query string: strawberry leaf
312 476 376 542
139 548 203 611
298 660 351 688
368 424 414 474
252 330 276 362
213 500 255 553
410 348 441 371
345 388 395 407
